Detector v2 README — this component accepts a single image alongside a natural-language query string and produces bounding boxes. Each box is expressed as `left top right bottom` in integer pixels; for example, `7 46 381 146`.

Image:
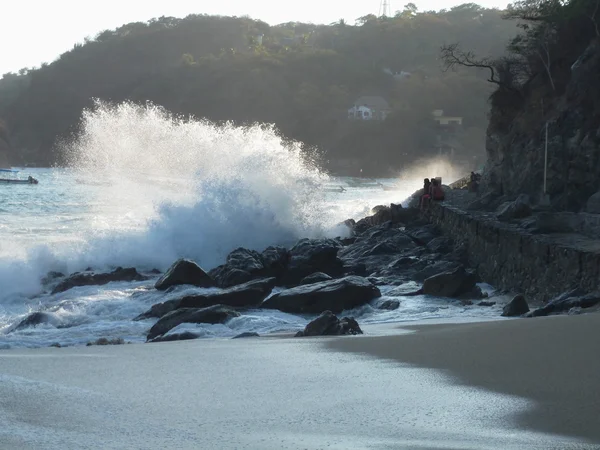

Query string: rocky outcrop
232 332 260 339
209 246 289 288
279 239 344 286
422 266 479 298
148 332 201 343
482 38 600 212
295 311 363 337
12 312 64 331
147 305 239 341
300 272 333 285
502 294 530 317
135 278 276 321
155 259 215 290
496 195 532 221
262 276 381 314
52 267 147 294
529 289 600 317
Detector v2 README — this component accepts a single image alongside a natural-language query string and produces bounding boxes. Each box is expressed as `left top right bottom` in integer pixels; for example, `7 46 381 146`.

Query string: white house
348 96 391 121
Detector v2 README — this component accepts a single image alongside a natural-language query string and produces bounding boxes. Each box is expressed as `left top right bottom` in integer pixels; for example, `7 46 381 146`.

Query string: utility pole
379 0 391 17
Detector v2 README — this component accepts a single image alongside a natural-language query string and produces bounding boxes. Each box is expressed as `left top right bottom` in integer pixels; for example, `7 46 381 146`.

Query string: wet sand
327 313 600 445
0 318 598 449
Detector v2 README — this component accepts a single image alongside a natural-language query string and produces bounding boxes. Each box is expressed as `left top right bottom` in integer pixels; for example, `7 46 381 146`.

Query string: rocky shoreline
12 189 600 345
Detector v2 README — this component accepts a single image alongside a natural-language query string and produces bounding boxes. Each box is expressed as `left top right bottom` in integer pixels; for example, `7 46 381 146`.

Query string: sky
1 0 508 75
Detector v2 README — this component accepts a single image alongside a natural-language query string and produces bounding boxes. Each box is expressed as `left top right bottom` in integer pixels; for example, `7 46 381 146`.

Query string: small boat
0 169 39 184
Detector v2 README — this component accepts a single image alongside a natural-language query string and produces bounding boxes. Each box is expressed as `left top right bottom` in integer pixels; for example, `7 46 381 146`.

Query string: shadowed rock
422 266 478 298
147 305 240 341
13 312 64 331
209 247 289 288
529 289 600 317
300 272 332 285
295 311 363 337
155 259 215 290
135 278 276 321
262 276 380 314
52 267 148 294
232 332 260 339
148 332 201 343
502 294 530 317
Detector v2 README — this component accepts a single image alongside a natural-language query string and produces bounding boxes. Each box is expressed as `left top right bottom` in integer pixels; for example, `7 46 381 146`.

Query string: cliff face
483 38 600 212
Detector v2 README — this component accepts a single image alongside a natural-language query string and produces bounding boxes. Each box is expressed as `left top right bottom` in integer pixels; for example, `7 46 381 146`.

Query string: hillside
0 5 519 175
464 0 600 211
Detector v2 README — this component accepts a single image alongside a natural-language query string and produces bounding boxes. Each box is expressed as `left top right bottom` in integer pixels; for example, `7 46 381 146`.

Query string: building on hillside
432 109 463 127
348 96 391 121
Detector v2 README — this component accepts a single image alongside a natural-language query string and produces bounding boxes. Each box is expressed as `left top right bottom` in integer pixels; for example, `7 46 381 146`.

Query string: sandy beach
0 316 597 449
328 313 600 446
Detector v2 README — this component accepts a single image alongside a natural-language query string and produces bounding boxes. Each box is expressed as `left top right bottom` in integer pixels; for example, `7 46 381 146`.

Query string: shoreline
326 312 600 445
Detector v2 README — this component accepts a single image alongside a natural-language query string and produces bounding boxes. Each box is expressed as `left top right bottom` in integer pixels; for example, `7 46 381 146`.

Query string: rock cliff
483 37 600 212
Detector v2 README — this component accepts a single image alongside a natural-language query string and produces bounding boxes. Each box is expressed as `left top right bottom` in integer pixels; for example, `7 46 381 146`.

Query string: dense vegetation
0 4 519 174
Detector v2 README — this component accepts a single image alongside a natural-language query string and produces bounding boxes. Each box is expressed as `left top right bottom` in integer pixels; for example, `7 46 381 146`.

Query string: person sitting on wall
420 178 432 210
431 178 445 202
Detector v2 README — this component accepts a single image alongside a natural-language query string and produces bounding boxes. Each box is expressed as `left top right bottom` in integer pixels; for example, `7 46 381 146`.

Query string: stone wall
429 202 600 302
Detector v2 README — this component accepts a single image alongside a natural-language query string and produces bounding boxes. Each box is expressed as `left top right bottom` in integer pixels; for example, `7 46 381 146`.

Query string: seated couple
420 178 444 209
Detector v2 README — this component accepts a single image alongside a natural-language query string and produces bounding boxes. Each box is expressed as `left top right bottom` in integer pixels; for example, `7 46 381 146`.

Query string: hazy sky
1 0 508 75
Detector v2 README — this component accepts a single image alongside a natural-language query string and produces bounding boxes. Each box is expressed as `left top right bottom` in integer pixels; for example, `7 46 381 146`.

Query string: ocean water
0 101 502 348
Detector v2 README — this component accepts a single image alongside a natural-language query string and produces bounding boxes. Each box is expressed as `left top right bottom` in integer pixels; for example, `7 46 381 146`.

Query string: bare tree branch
440 43 502 85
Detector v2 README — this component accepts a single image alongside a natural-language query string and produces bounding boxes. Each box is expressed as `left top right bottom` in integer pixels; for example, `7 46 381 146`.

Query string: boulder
300 272 333 285
135 278 276 321
338 226 415 261
295 311 363 337
86 337 125 346
147 305 240 341
12 312 64 331
422 266 478 298
177 278 276 309
262 276 380 314
41 271 65 286
426 237 452 254
232 332 260 339
52 267 148 294
377 299 401 310
586 191 600 214
155 259 215 291
529 289 600 317
413 261 461 282
148 332 201 343
280 238 344 286
478 301 496 307
502 294 530 317
496 194 532 221
209 246 289 288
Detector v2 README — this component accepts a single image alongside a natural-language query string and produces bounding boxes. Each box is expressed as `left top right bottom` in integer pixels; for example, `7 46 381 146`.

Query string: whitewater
0 101 502 348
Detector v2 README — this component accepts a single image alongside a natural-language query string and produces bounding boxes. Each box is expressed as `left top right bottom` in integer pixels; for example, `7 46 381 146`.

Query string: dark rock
52 267 148 294
422 266 477 298
86 337 125 346
232 332 260 339
13 312 63 331
178 278 276 309
496 194 532 221
295 311 363 337
41 271 64 286
502 294 530 317
529 289 600 317
342 262 367 276
300 272 333 285
262 276 381 314
149 268 162 274
386 282 423 297
478 301 496 307
209 246 290 288
403 224 439 246
148 332 200 343
586 191 600 214
280 238 344 286
339 227 415 261
155 259 215 291
50 343 62 348
426 237 452 254
147 305 240 341
413 261 461 282
371 205 387 214
378 299 400 310
136 278 276 321
134 299 181 321
208 267 253 288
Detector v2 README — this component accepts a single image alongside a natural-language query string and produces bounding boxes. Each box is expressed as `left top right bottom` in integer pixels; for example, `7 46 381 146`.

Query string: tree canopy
0 6 520 174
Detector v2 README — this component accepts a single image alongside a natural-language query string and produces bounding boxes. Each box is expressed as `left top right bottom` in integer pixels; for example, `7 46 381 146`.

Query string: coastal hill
459 0 600 211
0 4 518 175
